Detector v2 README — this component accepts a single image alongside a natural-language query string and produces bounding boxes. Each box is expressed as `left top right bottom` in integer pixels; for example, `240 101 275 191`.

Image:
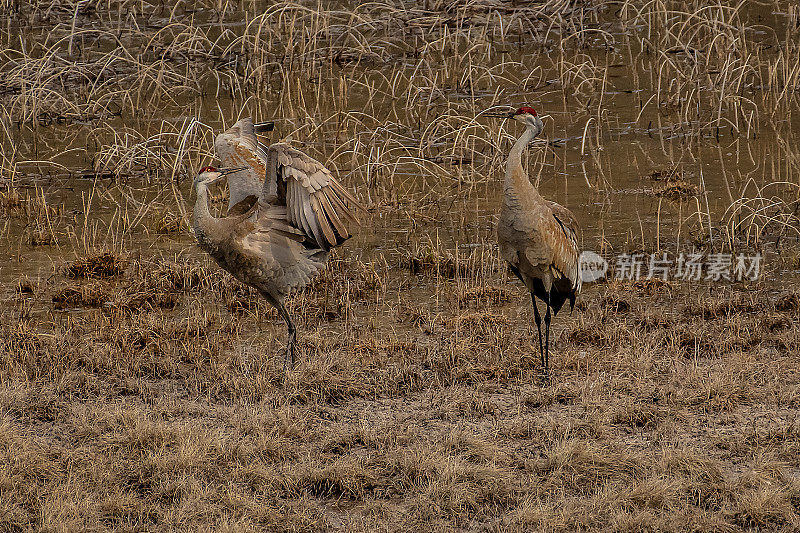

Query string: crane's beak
220 166 248 175
484 111 515 119
484 107 516 119
207 167 248 185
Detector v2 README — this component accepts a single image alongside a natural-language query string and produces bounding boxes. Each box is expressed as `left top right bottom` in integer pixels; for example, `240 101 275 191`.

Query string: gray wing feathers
302 197 325 248
310 195 337 245
502 199 581 296
549 211 581 293
316 192 349 238
240 208 328 294
265 142 365 251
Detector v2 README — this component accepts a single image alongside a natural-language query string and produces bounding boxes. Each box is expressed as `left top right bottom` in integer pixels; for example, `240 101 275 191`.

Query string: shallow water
2 1 799 285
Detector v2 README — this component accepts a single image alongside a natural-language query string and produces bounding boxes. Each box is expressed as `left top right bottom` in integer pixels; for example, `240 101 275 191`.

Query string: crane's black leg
274 300 297 371
531 293 544 371
544 292 552 378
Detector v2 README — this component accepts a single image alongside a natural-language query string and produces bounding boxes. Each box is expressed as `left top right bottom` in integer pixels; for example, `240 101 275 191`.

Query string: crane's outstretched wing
264 142 366 251
215 118 268 212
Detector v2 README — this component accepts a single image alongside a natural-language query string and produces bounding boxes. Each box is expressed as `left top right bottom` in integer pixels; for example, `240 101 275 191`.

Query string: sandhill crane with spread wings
192 118 366 369
489 106 581 377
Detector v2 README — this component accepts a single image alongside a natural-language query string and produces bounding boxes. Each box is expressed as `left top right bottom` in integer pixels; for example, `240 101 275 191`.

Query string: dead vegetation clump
599 293 631 313
567 325 606 347
775 291 800 313
634 309 675 332
647 167 685 182
135 260 218 293
598 279 673 302
687 292 763 318
610 398 668 430
16 278 35 294
50 257 218 313
25 224 56 246
0 187 24 213
762 314 792 333
0 186 60 219
647 167 701 200
221 282 268 315
106 287 179 312
630 278 674 295
52 283 107 309
151 210 184 235
401 245 473 279
455 285 512 308
303 255 384 303
445 311 510 335
397 303 435 333
654 180 701 200
66 252 128 279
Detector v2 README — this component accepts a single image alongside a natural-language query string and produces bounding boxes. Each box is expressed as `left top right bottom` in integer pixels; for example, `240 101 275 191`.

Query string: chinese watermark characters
579 252 762 282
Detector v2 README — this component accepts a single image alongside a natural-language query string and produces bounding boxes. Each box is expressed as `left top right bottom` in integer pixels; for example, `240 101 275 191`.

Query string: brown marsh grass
4 253 800 530
2 0 800 531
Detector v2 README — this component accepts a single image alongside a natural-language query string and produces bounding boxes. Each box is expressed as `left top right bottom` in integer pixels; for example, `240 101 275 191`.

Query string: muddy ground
2 0 800 531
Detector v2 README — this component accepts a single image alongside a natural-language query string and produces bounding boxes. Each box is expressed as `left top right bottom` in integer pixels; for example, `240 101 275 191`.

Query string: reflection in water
1 1 799 284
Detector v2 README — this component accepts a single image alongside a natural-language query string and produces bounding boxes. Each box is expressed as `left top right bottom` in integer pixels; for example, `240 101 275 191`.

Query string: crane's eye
199 166 217 174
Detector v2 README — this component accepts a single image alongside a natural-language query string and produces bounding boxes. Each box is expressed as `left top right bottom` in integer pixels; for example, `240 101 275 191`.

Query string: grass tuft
66 253 129 279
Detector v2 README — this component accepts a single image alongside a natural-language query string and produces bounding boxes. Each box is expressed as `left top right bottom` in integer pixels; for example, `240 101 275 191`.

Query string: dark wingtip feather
254 121 275 133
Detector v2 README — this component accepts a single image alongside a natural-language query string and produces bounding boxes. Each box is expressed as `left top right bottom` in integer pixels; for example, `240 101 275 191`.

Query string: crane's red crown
515 106 538 116
198 166 217 174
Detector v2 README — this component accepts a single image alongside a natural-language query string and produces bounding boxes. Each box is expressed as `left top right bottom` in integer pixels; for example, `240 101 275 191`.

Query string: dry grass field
3 253 800 531
2 0 800 531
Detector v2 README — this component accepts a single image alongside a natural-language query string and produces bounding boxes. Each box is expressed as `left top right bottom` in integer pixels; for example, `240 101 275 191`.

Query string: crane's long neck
193 183 211 224
505 123 543 202
192 182 217 248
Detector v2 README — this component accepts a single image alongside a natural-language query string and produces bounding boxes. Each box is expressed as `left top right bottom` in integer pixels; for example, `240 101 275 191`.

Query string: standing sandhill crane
490 106 581 377
192 118 366 370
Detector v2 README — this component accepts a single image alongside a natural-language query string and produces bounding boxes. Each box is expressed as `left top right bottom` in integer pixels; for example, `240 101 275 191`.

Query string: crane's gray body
192 118 365 368
193 203 328 303
496 111 581 375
